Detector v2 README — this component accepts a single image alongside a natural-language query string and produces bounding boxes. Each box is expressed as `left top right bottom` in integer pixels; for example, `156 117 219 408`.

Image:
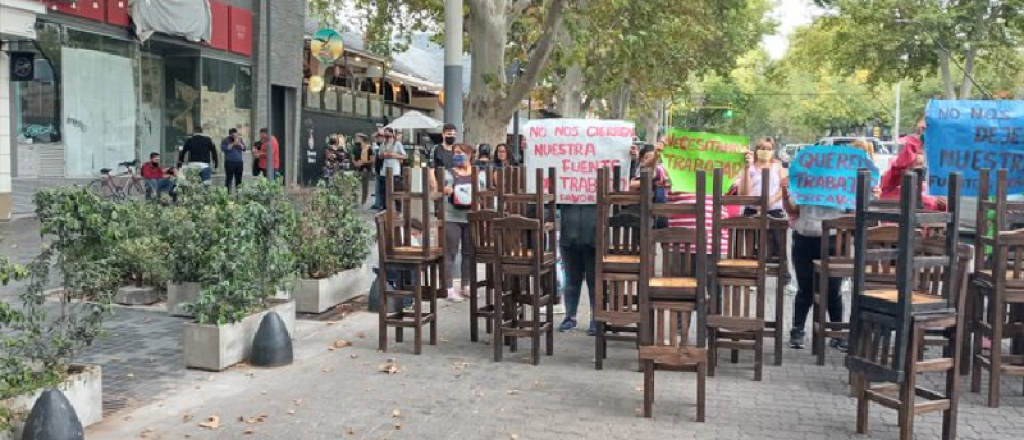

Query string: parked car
815 136 895 175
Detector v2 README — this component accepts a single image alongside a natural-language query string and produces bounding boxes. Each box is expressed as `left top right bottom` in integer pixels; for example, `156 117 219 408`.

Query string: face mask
453 155 467 166
444 136 456 145
756 150 773 161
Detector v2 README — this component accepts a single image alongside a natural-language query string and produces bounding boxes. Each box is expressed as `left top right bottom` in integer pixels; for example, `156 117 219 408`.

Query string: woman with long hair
442 144 486 302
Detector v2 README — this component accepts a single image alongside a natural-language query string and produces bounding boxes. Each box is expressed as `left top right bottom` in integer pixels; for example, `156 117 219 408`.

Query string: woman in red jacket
879 119 945 211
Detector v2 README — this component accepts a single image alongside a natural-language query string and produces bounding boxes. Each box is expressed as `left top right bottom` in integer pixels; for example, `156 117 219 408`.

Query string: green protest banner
662 130 748 193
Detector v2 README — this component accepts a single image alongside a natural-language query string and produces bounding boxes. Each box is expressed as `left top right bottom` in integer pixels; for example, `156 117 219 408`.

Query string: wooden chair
766 217 790 366
848 170 964 440
638 169 708 420
971 168 1024 407
375 168 446 354
594 166 643 370
467 167 500 342
492 168 558 365
708 167 770 380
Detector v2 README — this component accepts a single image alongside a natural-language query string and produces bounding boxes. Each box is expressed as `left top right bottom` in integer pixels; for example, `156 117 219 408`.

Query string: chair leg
696 361 707 423
413 281 423 355
469 260 479 342
989 300 1004 408
943 322 962 440
754 331 764 382
485 265 494 334
494 273 504 363
379 271 388 353
546 271 554 357
971 291 986 393
596 321 606 370
707 328 717 377
898 326 921 440
775 278 785 366
855 372 869 434
815 275 827 365
429 269 438 346
643 360 654 418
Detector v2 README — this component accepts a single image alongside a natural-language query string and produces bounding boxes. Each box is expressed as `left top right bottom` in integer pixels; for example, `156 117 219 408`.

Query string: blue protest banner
789 145 879 210
924 100 1024 196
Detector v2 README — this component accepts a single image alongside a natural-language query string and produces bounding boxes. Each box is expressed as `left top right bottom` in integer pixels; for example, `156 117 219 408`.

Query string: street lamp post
265 0 275 180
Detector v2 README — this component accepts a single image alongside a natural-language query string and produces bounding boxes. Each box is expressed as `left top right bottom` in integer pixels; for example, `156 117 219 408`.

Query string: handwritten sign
662 130 747 193
789 145 879 210
925 100 1024 196
523 119 634 204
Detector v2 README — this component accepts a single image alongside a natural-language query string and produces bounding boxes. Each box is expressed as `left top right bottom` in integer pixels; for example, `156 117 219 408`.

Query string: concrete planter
166 281 202 317
293 264 373 314
183 300 296 371
114 285 162 306
0 365 102 440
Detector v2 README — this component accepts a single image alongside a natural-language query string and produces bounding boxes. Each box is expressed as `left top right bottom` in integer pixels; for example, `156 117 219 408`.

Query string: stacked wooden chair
708 167 771 380
376 168 446 354
638 169 708 421
971 167 1024 407
467 167 501 342
847 170 967 440
493 167 558 365
766 216 790 366
594 166 644 370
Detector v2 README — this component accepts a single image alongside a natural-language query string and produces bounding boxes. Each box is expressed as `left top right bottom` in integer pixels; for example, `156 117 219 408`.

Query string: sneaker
830 338 849 353
790 332 806 350
558 317 577 332
586 321 597 337
446 288 463 303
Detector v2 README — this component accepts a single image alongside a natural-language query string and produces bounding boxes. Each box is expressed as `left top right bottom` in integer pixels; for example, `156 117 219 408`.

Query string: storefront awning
387 71 442 93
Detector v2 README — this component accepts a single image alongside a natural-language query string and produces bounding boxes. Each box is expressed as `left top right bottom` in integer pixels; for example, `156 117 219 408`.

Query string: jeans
791 232 843 336
145 178 175 200
444 222 472 289
359 168 372 205
743 207 786 258
374 175 386 208
225 161 243 190
561 243 596 322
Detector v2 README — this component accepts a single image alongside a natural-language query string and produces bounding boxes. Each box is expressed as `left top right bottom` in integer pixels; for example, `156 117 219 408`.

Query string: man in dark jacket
178 126 219 183
558 204 598 335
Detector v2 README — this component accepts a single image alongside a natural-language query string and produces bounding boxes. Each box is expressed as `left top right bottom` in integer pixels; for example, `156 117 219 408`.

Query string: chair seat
718 259 758 269
863 289 943 305
977 269 1024 286
604 254 641 264
639 346 707 365
393 246 444 256
650 277 697 289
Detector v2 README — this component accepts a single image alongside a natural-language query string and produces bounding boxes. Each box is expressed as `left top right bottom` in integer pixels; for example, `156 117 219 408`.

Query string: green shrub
293 175 372 279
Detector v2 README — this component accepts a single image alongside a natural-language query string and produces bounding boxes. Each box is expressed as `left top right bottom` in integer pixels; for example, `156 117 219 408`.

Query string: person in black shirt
371 130 388 210
432 123 458 170
177 126 219 183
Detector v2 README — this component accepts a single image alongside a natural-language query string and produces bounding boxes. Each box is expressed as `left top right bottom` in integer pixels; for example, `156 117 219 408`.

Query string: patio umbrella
386 110 443 130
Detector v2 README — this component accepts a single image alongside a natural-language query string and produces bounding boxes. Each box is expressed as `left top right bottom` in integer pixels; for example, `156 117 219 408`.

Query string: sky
763 0 823 59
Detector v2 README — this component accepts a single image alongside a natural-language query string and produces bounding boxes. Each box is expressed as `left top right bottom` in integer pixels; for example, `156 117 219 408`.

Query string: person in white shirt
377 127 407 211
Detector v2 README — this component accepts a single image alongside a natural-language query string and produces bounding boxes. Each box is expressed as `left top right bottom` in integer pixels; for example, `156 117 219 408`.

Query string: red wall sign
228 7 252 57
209 1 230 51
49 0 106 22
105 0 130 27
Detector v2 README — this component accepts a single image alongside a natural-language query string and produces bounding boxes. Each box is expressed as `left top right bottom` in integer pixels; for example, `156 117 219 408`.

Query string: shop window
12 24 62 144
201 58 253 147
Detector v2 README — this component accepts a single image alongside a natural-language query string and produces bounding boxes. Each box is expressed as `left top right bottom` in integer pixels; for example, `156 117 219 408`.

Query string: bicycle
89 160 146 200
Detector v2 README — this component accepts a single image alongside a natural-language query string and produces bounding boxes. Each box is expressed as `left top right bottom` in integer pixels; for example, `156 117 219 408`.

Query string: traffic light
723 109 734 119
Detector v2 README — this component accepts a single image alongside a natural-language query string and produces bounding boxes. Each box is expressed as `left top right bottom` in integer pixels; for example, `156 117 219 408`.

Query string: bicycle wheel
125 180 145 198
89 179 117 199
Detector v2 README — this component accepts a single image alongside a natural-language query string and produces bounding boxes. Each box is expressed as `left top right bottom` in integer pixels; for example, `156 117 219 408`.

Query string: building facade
0 0 304 219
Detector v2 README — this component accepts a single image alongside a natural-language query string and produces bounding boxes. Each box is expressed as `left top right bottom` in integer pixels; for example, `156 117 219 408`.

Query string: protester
475 143 492 168
493 143 512 169
377 128 406 210
252 138 264 177
221 128 246 191
141 152 174 200
738 137 787 255
442 144 486 302
559 200 598 335
353 133 374 206
324 135 353 180
177 126 219 183
629 143 641 178
630 148 671 227
254 128 280 179
433 123 458 170
783 138 878 352
880 119 944 210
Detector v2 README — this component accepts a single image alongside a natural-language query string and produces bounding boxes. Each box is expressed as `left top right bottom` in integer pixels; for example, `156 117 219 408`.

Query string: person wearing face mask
434 123 459 170
738 137 787 261
442 144 487 302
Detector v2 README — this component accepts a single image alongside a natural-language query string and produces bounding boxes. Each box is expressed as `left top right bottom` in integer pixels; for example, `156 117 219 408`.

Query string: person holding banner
880 119 945 211
442 144 487 302
738 138 787 256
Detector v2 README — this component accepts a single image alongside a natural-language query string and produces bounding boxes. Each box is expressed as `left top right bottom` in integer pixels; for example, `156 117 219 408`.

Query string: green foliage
181 178 300 325
293 175 373 279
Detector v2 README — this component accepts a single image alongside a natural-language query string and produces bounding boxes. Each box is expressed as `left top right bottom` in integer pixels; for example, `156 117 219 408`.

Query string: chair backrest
385 167 445 258
639 169 707 346
597 166 643 259
976 168 1024 273
493 215 546 267
470 166 498 211
990 228 1024 285
648 300 698 351
712 167 769 276
468 209 502 256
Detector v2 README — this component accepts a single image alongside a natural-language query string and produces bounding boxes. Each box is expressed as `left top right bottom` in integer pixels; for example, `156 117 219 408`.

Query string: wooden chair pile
491 167 559 365
638 169 708 420
708 167 771 380
971 167 1024 407
467 167 501 342
375 168 446 354
594 166 643 370
847 170 968 440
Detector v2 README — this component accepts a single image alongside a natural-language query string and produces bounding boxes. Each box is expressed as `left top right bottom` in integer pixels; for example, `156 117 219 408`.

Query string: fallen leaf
356 331 367 339
391 408 401 418
182 413 194 423
140 428 154 438
511 434 520 440
322 366 333 373
243 426 256 435
332 339 351 350
198 416 220 429
344 427 355 436
378 360 399 375
326 321 338 326
350 354 359 359
287 409 296 415
394 423 402 430
294 399 304 406
507 389 519 396
207 375 216 382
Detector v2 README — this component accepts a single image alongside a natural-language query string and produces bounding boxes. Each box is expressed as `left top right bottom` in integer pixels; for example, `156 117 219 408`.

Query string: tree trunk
560 64 584 117
939 49 957 99
960 45 978 100
464 0 508 145
608 83 631 119
643 104 663 143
